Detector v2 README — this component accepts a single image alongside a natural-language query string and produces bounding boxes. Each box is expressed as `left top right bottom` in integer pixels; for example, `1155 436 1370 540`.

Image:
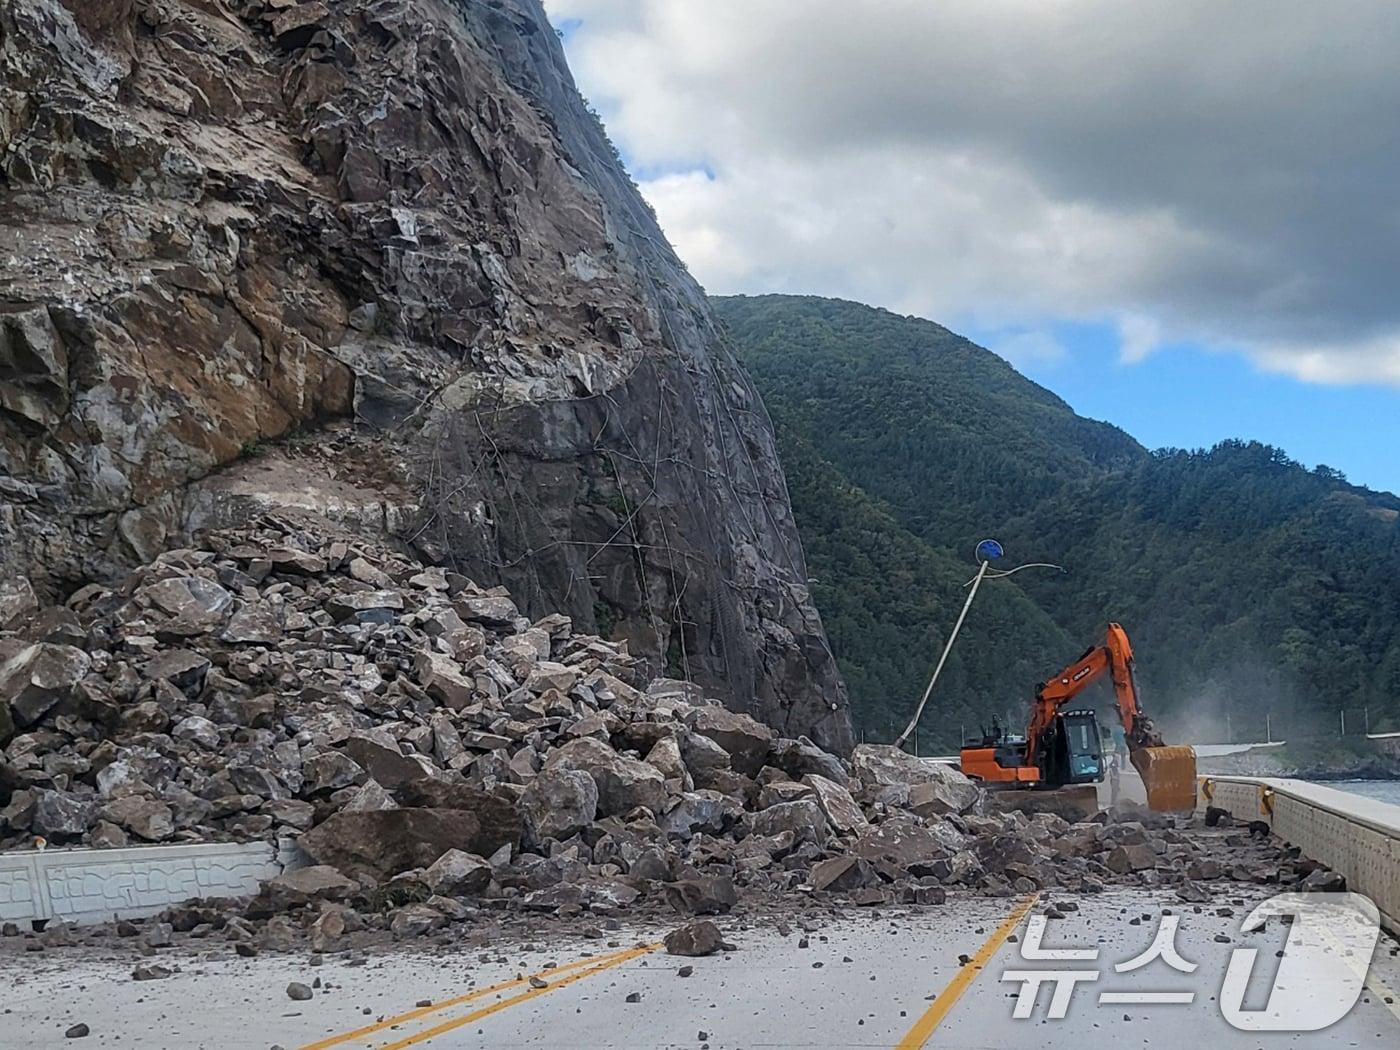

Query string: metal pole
894 559 991 750
914 727 919 758
1265 712 1271 743
1341 709 1346 737
1226 711 1233 743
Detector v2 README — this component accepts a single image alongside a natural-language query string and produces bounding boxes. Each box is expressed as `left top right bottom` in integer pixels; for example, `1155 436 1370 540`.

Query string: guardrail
1198 775 1400 935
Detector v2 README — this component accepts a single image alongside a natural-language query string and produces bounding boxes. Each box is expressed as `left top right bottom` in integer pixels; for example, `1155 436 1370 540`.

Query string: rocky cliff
0 0 852 750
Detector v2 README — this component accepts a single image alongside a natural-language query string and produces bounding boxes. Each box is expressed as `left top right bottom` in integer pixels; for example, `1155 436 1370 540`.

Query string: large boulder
140 576 233 634
99 796 174 841
455 595 519 629
394 780 524 842
772 737 849 784
30 788 93 839
808 855 879 892
414 652 477 710
662 876 737 915
852 815 966 870
645 736 688 782
261 865 357 909
422 849 492 896
660 790 739 839
1105 843 1158 874
342 780 398 813
0 575 37 629
0 643 91 729
221 602 284 645
544 737 666 817
298 808 518 881
801 774 868 834
851 745 980 815
975 831 1050 874
679 731 731 784
757 779 814 808
906 777 980 818
171 715 220 750
302 750 363 795
345 733 438 790
519 767 598 844
685 706 774 776
749 799 830 842
525 661 579 695
663 920 733 956
142 649 211 694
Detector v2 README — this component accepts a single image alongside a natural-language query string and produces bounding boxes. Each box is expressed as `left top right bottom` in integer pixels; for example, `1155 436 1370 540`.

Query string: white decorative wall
0 840 296 926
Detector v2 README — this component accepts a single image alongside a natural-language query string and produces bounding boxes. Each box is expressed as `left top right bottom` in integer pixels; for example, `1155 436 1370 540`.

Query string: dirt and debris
0 516 1347 959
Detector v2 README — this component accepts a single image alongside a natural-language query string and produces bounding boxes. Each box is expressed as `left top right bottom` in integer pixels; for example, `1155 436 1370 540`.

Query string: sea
1320 780 1400 806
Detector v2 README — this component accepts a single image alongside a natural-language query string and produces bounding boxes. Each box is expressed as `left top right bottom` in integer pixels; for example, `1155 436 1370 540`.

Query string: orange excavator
959 623 1197 811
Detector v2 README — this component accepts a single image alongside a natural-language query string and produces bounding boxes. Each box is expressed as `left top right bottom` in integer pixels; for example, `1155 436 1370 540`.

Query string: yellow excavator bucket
1130 745 1198 812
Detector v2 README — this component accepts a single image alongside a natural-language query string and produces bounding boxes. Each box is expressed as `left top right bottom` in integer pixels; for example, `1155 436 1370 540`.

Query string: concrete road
6 888 1400 1048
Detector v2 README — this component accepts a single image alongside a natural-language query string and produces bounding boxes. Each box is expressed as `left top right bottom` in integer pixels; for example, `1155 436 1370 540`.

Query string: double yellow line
298 892 1038 1049
298 942 657 1050
895 893 1040 1049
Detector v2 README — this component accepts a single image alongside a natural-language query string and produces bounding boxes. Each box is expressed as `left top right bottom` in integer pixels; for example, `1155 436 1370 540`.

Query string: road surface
6 887 1399 1048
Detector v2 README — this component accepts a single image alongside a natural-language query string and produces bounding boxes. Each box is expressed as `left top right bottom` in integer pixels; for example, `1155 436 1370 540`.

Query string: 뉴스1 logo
1000 892 1381 1031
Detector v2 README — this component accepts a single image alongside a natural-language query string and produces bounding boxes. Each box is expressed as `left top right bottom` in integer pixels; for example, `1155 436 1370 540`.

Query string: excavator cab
1039 709 1104 785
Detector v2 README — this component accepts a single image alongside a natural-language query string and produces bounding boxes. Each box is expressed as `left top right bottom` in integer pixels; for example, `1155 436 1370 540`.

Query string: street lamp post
893 539 1063 752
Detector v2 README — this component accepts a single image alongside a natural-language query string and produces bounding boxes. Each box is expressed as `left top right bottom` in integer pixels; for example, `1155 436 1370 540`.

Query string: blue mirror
975 538 1004 562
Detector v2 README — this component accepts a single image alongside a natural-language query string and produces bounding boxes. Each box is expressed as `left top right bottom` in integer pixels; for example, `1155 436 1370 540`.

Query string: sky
548 1 1400 493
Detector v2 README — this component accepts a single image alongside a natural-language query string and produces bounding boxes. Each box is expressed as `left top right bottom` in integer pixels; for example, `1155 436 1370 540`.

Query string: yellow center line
372 943 657 1050
895 893 1040 1050
296 943 656 1050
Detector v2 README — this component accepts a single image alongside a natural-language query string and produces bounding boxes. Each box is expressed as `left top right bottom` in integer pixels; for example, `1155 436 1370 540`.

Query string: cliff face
0 0 852 750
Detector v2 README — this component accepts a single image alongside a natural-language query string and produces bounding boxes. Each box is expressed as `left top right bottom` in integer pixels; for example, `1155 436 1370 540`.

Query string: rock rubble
0 516 1344 950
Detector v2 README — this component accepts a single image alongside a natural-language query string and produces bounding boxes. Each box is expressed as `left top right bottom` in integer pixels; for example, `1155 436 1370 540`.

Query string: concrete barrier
1199 775 1400 935
0 839 299 927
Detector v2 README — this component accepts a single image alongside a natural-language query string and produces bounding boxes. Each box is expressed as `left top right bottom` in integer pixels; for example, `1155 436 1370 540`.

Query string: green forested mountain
715 294 1400 747
774 421 1079 746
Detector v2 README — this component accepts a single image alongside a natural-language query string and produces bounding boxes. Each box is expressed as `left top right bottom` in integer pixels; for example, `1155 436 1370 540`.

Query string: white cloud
1255 335 1400 386
1117 315 1163 365
549 0 1400 386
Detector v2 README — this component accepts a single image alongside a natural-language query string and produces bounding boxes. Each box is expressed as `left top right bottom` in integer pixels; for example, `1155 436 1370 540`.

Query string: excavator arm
1032 624 1160 750
1029 623 1195 811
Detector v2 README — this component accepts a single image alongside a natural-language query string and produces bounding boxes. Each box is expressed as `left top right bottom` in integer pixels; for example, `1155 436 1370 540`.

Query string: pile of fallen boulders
0 515 1341 952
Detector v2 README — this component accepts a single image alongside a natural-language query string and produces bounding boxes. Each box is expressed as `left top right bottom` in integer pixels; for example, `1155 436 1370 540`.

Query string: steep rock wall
0 0 853 749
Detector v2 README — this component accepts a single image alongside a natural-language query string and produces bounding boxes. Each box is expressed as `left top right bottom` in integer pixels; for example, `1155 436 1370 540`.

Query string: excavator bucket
1130 745 1198 812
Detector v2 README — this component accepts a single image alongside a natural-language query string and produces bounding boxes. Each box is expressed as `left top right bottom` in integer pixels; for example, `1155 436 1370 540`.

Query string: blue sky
959 320 1400 493
551 3 1400 496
